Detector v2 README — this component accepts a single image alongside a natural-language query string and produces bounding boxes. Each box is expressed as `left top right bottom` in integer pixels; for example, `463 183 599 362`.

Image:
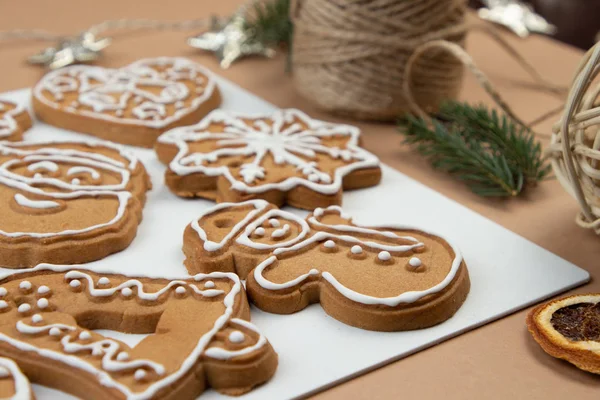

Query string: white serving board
0 79 590 400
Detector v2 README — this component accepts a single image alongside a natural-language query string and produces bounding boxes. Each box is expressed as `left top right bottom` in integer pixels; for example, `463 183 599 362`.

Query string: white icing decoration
324 240 336 248
33 57 217 129
0 357 33 400
16 321 73 336
228 331 244 343
134 369 147 381
204 319 267 360
0 100 26 139
0 175 132 239
1 150 132 192
31 314 43 323
0 265 267 400
0 287 6 296
98 277 110 285
19 281 32 291
191 200 269 252
117 352 129 361
409 257 422 268
67 166 101 179
71 178 81 185
268 219 280 227
17 304 31 313
253 207 463 306
204 281 215 289
49 327 62 336
69 280 81 288
254 227 265 236
271 224 290 239
14 193 60 209
64 271 226 301
175 287 186 294
37 298 49 309
378 251 391 261
79 331 92 340
0 133 141 243
27 160 59 173
158 108 380 195
351 245 363 254
0 301 7 309
37 285 50 294
236 205 311 251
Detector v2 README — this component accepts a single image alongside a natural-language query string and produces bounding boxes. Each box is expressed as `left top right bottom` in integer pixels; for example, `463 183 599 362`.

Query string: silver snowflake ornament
188 14 274 69
478 0 557 38
28 32 111 70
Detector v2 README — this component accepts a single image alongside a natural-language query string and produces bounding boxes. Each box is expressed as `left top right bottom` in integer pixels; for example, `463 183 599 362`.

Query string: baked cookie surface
0 100 32 142
0 266 277 399
0 357 33 400
156 109 381 210
527 294 600 374
0 140 151 268
185 201 470 331
32 57 221 148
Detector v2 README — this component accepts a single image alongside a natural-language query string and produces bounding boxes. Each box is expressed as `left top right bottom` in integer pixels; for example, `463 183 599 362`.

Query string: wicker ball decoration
550 43 600 233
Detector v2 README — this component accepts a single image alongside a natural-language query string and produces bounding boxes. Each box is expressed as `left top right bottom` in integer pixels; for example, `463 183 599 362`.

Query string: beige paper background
0 1 598 398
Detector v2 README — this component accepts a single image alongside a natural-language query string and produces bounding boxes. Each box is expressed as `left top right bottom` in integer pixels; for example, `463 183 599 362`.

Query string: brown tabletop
1 1 599 398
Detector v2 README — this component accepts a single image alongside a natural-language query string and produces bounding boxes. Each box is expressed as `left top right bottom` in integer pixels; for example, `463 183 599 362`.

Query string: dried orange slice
527 294 600 374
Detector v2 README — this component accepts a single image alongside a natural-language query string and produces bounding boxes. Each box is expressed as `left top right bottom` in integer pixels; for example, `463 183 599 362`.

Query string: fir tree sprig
399 102 550 197
247 0 293 47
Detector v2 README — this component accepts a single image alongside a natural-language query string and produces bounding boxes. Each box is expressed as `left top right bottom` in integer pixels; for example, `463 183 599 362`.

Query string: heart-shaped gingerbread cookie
32 57 221 148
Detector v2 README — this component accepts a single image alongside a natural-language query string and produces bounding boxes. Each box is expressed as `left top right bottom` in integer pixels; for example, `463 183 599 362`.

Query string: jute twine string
549 43 600 233
291 0 567 127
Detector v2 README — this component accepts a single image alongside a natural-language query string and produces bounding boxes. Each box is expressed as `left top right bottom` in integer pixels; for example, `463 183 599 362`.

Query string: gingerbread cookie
184 200 311 278
0 265 277 399
185 201 470 331
527 294 600 374
155 109 381 210
32 57 221 148
0 357 33 400
0 100 32 142
0 140 151 268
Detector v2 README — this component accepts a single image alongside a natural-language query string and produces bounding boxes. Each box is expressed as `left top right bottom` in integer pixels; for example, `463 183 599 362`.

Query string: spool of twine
290 0 468 121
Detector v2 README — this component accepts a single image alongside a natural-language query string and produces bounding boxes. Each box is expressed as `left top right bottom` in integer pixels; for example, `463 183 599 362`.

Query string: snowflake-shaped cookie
156 109 381 210
0 99 32 141
184 200 471 331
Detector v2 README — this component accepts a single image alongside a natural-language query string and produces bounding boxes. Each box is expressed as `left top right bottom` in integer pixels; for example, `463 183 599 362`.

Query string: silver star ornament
28 32 111 70
188 14 275 69
478 0 557 38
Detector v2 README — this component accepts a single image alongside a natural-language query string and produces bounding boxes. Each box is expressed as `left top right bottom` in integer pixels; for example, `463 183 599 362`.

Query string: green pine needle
399 102 550 198
247 0 293 47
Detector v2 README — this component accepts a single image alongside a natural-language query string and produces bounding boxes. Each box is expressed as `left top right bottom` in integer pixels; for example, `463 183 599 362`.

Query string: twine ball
550 43 600 233
290 0 468 121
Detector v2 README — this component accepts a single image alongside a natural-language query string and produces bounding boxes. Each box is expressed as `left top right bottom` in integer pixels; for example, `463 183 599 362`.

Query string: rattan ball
550 43 600 233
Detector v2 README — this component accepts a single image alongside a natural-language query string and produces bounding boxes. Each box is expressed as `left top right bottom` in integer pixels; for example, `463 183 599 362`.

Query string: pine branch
399 101 549 198
247 0 293 47
438 102 551 184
